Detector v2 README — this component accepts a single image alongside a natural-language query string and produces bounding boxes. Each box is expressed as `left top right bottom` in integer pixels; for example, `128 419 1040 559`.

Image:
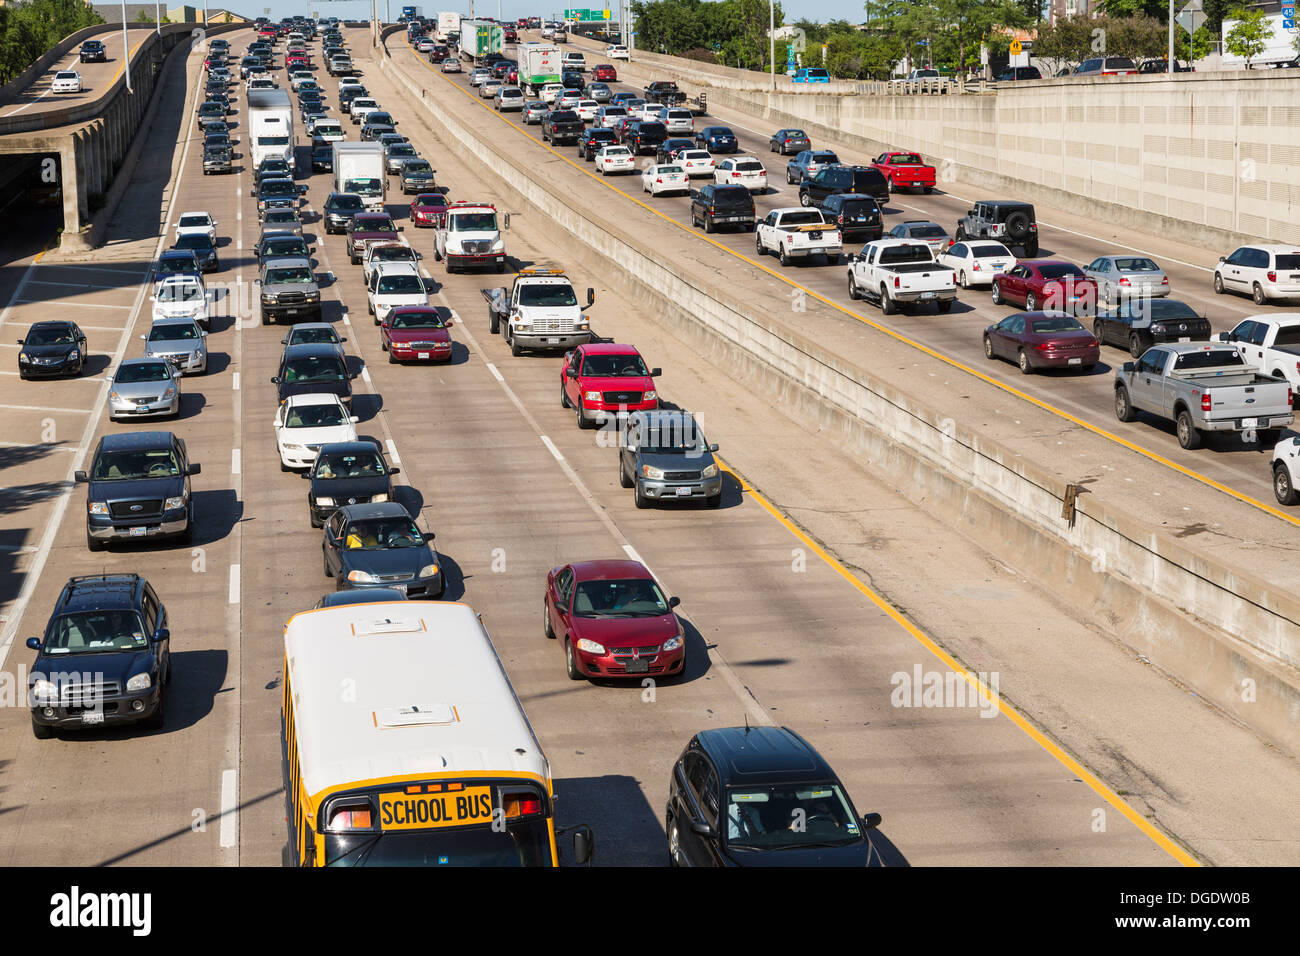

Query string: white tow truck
481 268 595 356
754 207 843 266
433 201 509 273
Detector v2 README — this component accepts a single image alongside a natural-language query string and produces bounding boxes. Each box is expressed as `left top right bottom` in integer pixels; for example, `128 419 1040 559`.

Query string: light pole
768 0 775 90
1167 0 1175 74
155 1 160 35
121 0 132 93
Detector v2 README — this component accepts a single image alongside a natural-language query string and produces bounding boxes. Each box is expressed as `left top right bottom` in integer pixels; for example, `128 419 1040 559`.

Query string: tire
1253 283 1267 306
1114 386 1136 422
1025 292 1037 311
543 598 555 638
87 531 106 552
799 191 811 207
958 270 967 288
667 816 682 867
261 309 270 325
1176 409 1201 449
564 639 583 681
955 225 966 241
31 718 54 740
488 309 499 334
786 169 795 184
510 331 523 357
1274 463 1300 506
1213 272 1224 294
990 281 1003 306
778 246 789 267
560 381 570 408
323 549 333 577
1129 333 1145 359
755 233 764 256
310 511 322 529
936 300 952 313
388 349 397 364
1004 210 1030 243
704 217 714 234
848 274 860 300
1017 349 1033 374
280 458 290 472
983 335 995 360
880 286 897 315
619 459 633 487
140 690 165 730
633 481 649 508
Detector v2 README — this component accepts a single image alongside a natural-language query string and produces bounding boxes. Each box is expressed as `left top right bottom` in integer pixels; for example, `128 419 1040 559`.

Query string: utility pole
1167 0 1175 73
121 0 132 93
769 0 775 90
155 1 160 34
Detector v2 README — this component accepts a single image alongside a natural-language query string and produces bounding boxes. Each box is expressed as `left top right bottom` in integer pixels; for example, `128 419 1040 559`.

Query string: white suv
1214 245 1300 305
366 262 430 325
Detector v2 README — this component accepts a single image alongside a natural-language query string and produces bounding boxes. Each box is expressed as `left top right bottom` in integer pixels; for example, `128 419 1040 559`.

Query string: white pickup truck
754 207 843 266
1213 314 1300 400
846 239 957 314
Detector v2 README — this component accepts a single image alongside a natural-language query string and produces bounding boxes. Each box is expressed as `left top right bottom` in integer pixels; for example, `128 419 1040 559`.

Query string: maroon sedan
544 560 685 681
983 311 1100 374
381 306 454 363
409 192 448 228
991 260 1097 316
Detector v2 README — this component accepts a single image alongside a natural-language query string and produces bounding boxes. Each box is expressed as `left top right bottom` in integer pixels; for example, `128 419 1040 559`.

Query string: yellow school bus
281 601 592 866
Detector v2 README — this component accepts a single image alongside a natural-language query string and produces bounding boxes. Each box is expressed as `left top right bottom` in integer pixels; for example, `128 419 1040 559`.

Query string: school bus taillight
328 803 372 830
503 793 543 818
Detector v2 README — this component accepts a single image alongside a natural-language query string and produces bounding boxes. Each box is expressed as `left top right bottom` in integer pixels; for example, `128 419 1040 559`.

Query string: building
1049 0 1092 24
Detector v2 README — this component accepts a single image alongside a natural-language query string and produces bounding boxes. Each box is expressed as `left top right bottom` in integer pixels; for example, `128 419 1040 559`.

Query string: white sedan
274 393 359 470
594 145 635 175
51 70 82 94
641 163 689 196
713 157 768 193
174 211 218 244
936 239 1016 288
575 98 600 122
676 148 716 178
540 82 564 105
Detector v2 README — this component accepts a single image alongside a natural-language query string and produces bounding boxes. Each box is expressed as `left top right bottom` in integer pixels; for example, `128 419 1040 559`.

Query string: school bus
281 601 592 866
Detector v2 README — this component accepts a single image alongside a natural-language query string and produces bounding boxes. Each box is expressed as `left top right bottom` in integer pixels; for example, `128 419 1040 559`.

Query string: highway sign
1176 0 1206 35
564 8 611 19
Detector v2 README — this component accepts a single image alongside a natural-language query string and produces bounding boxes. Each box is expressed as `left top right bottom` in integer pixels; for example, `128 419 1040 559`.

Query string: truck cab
482 268 593 356
435 202 507 273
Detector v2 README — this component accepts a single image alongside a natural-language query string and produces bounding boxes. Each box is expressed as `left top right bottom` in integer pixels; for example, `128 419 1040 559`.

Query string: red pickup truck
870 151 937 194
560 343 661 430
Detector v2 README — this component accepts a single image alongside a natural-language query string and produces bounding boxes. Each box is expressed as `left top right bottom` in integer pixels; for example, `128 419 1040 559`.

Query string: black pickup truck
541 109 584 146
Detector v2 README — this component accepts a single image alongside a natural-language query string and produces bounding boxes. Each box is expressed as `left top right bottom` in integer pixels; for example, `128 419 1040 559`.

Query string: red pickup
560 343 661 430
870 151 937 194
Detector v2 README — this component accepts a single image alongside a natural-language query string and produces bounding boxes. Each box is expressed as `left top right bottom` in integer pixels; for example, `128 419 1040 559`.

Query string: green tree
933 0 1028 75
1033 14 1096 72
136 10 152 21
1224 6 1269 67
1103 13 1167 59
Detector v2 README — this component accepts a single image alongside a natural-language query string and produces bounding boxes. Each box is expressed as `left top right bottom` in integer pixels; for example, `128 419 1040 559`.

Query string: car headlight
701 463 718 479
283 443 304 452
371 493 389 503
583 390 601 402
315 496 335 507
126 673 152 692
662 635 683 652
418 563 439 578
575 638 605 654
644 389 657 401
68 348 79 359
164 493 187 510
262 293 276 304
19 353 29 363
191 350 203 361
109 390 121 401
305 290 320 301
163 387 176 399
31 679 57 702
89 501 109 515
347 569 378 583
491 238 505 251
642 464 664 480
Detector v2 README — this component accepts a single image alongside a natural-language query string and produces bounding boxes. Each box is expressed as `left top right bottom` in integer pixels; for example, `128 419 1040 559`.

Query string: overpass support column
59 138 80 238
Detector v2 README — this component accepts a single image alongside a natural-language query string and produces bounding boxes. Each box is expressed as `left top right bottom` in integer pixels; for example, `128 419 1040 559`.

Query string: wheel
280 458 290 472
706 492 721 508
575 393 593 428
778 246 789 267
488 308 499 334
990 281 1003 305
1128 333 1145 359
140 689 165 730
433 245 442 261
983 335 995 360
633 481 649 508
564 639 584 681
496 261 506 274
786 169 795 184
310 511 323 529
510 331 523 357
543 598 555 638
560 381 570 408
667 816 682 867
1025 292 1037 311
367 298 374 315
886 176 896 193
1017 349 1033 374
799 191 810 207
848 274 860 300
619 459 633 487
87 531 105 552
1176 409 1201 449
880 286 897 315
1114 386 1136 422
350 253 359 264
755 233 764 256
323 550 333 576
958 270 967 288
704 217 715 234
1253 283 1267 306
1213 272 1224 294
1274 463 1300 506
936 300 952 313
388 348 397 364
261 309 270 325
954 225 966 241
32 718 54 739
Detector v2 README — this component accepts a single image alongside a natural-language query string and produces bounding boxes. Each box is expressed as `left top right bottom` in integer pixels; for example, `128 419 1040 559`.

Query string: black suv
666 726 882 867
76 431 200 551
577 127 618 161
26 574 172 738
955 200 1039 256
818 194 884 242
272 342 355 407
689 184 756 233
541 109 584 145
323 191 364 233
80 40 107 63
305 440 399 527
798 165 889 208
624 121 668 155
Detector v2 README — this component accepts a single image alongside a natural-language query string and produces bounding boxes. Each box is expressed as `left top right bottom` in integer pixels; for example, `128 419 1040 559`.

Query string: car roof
696 726 837 785
263 255 311 269
284 342 346 359
284 391 344 406
565 559 654 582
580 342 641 356
337 501 410 520
58 574 143 612
99 430 176 451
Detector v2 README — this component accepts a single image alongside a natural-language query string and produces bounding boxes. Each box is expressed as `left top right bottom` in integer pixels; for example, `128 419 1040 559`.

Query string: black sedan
303 440 395 527
321 501 445 598
172 234 219 273
312 143 333 172
695 126 738 153
655 137 695 164
1092 298 1212 358
17 320 87 379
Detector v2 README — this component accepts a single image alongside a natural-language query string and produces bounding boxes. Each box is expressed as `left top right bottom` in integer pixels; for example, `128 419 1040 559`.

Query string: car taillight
1118 277 1130 286
972 262 982 271
893 276 900 288
947 239 953 247
1036 342 1053 351
1201 392 1212 411
1029 223 1038 231
655 177 662 183
1161 276 1169 285
1267 271 1277 283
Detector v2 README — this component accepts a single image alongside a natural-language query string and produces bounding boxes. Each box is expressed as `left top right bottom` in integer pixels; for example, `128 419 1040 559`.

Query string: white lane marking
219 768 239 847
231 448 241 474
232 371 240 390
0 402 90 414
228 564 241 604
15 300 131 311
237 207 243 221
342 312 351 325
0 258 50 338
385 438 401 464
539 435 564 461
485 362 504 382
360 367 371 383
236 237 242 250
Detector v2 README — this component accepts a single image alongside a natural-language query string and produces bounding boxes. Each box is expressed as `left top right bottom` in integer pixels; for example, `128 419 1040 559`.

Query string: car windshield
810 151 838 163
571 578 669 618
1113 257 1158 272
632 417 708 454
682 150 710 160
1277 255 1300 270
582 353 648 376
284 356 346 383
724 783 862 850
1030 316 1085 333
157 283 203 302
315 450 385 478
148 323 200 341
259 136 290 147
91 447 182 480
158 257 196 275
331 195 363 210
971 243 1011 257
450 212 497 231
266 266 313 284
389 310 446 330
604 107 627 116
261 180 295 197
907 225 947 238
389 145 415 157
25 326 76 345
604 147 630 156
264 211 299 224
285 402 347 427
376 274 423 295
1038 264 1086 279
343 517 423 549
346 178 383 195
115 361 171 383
658 165 684 175
179 215 209 228
174 235 213 251
265 237 308 257
42 610 149 655
735 161 764 172
259 163 290 177
372 246 414 263
404 161 433 174
1121 299 1196 320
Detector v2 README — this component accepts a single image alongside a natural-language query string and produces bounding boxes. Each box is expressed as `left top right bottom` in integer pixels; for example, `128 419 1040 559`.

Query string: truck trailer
247 88 295 172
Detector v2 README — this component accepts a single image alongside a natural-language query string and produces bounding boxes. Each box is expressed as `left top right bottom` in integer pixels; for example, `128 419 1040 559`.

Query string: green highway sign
564 8 612 20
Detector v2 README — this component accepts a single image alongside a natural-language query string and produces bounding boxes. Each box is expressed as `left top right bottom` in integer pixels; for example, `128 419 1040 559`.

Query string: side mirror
188 463 202 475
26 637 41 651
862 812 883 830
668 595 681 609
300 471 310 479
586 287 595 306
270 376 280 384
149 295 157 301
1218 256 1226 262
708 443 719 453
423 530 435 542
689 820 715 838
1122 362 1135 373
75 470 89 482
349 415 359 423
154 628 171 643
389 466 401 475
280 336 288 344
565 366 577 378
650 367 662 377
348 372 358 380
397 225 404 231
503 212 511 230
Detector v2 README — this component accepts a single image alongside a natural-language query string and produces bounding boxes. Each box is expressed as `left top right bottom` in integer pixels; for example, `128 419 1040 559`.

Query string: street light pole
155 1 160 35
1168 0 1175 74
121 0 132 93
769 0 774 90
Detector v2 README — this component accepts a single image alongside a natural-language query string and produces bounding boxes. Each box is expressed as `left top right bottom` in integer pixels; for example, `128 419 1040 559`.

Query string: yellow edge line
405 44 1202 867
406 45 1300 531
106 36 154 91
713 453 1200 866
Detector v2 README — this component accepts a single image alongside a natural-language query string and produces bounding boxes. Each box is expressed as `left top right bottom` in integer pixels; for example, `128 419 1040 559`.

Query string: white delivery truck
518 43 561 95
436 11 461 43
247 89 295 171
332 142 387 212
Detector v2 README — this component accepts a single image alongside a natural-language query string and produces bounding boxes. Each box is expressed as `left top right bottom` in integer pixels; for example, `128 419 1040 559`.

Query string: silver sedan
108 358 181 421
1082 254 1171 302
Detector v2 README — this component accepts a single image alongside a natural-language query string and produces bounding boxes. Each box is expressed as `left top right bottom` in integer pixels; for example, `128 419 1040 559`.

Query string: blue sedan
695 125 737 153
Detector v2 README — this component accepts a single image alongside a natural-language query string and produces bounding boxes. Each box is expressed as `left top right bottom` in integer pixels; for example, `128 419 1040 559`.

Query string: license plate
809 231 822 240
129 526 147 537
378 786 493 830
1178 336 1190 342
1068 357 1082 365
285 309 298 315
81 711 105 726
920 292 935 300
675 486 692 496
417 351 430 359
624 659 649 674
1241 418 1258 428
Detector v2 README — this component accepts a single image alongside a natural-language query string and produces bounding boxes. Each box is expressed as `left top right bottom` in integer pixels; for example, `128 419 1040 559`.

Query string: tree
136 10 152 21
1033 14 1096 72
933 0 1028 76
1224 6 1268 68
1103 13 1167 60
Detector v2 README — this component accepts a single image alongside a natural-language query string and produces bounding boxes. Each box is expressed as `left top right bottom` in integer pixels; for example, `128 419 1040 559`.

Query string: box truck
436 11 461 43
517 42 561 94
247 89 295 171
332 142 387 212
460 19 504 61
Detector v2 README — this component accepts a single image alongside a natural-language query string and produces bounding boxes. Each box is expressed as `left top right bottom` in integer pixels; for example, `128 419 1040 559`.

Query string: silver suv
618 410 723 509
955 201 1038 257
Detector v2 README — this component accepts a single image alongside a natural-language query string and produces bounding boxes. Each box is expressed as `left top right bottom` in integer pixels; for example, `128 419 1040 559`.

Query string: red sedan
544 560 686 681
593 63 618 82
381 306 454 363
982 311 1099 374
991 259 1097 316
560 342 661 429
409 192 448 228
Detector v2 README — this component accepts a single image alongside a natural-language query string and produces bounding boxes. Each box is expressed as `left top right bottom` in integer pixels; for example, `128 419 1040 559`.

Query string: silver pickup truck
1113 342 1294 449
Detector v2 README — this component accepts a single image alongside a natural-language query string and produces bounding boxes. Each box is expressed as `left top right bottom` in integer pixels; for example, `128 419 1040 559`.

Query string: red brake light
1161 276 1169 285
893 276 900 288
972 262 981 271
1267 271 1277 283
1201 392 1212 411
1118 277 1130 286
1036 342 1053 351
